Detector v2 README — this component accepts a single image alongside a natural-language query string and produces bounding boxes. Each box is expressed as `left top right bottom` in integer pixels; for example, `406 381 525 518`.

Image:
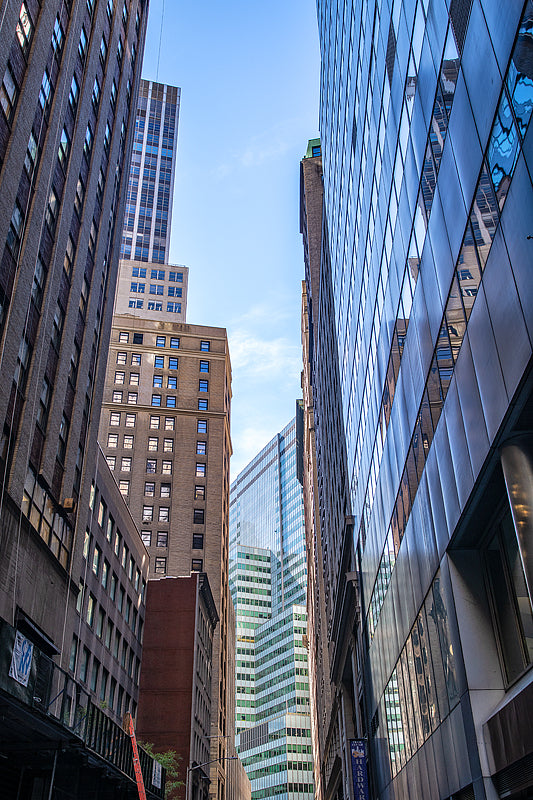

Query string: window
150 416 160 429
141 531 152 547
112 390 123 403
195 485 205 500
110 412 120 426
25 130 39 178
57 414 69 463
193 533 204 549
133 332 143 344
162 460 172 475
151 394 161 406
196 441 207 455
7 203 24 258
193 509 205 525
45 187 59 232
167 302 181 313
170 337 180 349
106 516 114 542
199 361 209 373
125 413 136 427
166 396 176 408
51 15 64 55
103 121 111 153
86 593 96 626
36 377 51 428
153 375 163 388
97 500 106 527
117 351 127 364
160 483 171 498
165 417 175 430
148 437 158 451
156 531 168 548
106 455 116 470
196 463 206 478
154 355 164 368
154 557 166 574
200 340 210 352
68 74 79 111
169 357 178 370
191 559 203 573
127 392 137 404
159 507 169 522
121 457 132 471
130 373 140 385
118 331 129 344
79 647 90 682
107 0 114 20
38 69 51 110
107 433 118 448
146 459 156 474
199 380 208 392
115 371 125 384
163 438 173 452
142 506 153 522
102 560 110 589
92 545 101 575
118 480 129 496
78 26 88 61
169 271 183 282
156 336 166 347
110 79 117 111
167 376 177 390
144 482 155 496
74 175 85 216
151 269 165 280
0 64 18 122
79 276 89 318
132 267 146 278
58 127 70 168
131 353 141 365
123 434 134 449
16 3 33 53
100 34 107 63
197 420 207 434
198 399 208 411
167 286 182 297
91 76 100 109
84 124 93 160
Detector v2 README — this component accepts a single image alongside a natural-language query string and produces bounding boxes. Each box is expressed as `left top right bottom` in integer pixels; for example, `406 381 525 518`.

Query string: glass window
142 506 153 522
170 337 180 349
199 360 209 373
200 341 210 352
199 380 208 392
193 533 204 550
123 434 134 449
115 371 125 384
191 559 203 572
167 376 177 389
145 482 155 497
160 483 171 498
121 457 132 471
118 332 129 343
128 392 137 404
152 394 161 406
163 438 173 452
193 509 204 525
117 351 127 364
197 420 207 434
196 441 207 455
198 399 208 411
166 396 176 408
150 416 160 429
141 530 152 547
195 485 205 500
156 531 168 548
156 336 166 347
169 357 178 370
131 353 141 365
107 433 118 448
154 356 164 368
125 413 136 427
155 557 166 574
118 480 129 496
148 437 158 451
162 460 172 475
130 373 140 385
153 375 163 388
146 459 156 473
158 507 169 522
165 417 175 430
196 463 206 478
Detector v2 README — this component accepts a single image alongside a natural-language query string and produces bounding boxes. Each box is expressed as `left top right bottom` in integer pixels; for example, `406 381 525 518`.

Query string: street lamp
185 756 238 800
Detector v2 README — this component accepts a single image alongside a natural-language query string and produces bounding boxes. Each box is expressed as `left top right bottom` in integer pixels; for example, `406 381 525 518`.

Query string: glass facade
316 0 533 797
120 79 180 264
230 420 314 800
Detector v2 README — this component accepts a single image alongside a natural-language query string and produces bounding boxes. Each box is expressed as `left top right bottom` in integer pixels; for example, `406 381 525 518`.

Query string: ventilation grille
386 19 396 86
449 0 473 55
451 784 475 800
239 722 269 753
493 751 533 796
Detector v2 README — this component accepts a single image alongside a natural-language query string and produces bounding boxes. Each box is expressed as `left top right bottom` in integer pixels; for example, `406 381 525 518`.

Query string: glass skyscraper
310 0 533 799
121 78 180 264
230 420 314 800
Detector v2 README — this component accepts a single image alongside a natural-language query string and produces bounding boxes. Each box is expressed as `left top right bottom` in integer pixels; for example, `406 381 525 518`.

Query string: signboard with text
350 739 370 800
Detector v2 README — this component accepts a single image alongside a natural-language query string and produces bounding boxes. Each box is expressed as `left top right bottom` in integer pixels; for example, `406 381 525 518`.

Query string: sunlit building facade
316 0 533 799
230 420 314 800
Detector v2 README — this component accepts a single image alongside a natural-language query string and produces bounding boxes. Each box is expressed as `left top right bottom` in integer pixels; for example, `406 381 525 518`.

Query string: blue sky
140 1 320 477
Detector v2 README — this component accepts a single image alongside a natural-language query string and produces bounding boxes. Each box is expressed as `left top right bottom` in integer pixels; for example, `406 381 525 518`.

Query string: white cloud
228 329 300 380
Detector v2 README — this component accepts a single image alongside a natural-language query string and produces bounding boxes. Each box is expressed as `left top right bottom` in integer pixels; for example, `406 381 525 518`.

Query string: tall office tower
300 139 358 800
229 420 314 800
99 318 233 800
120 78 180 264
0 0 166 796
315 0 533 799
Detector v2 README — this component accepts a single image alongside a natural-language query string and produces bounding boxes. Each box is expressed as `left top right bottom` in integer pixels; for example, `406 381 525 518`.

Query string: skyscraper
0 0 164 795
120 78 180 265
229 419 314 800
312 1 533 799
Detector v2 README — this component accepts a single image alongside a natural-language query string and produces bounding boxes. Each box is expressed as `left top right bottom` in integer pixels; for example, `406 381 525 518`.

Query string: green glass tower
229 419 314 800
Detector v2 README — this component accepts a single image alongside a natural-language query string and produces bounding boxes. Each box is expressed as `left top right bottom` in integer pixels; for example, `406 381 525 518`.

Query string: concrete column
500 434 533 607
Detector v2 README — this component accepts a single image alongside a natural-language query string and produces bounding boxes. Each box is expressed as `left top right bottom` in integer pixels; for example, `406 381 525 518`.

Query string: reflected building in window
229 418 314 800
311 1 533 799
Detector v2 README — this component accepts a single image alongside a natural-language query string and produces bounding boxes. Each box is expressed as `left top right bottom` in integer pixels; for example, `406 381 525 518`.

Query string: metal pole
47 749 58 800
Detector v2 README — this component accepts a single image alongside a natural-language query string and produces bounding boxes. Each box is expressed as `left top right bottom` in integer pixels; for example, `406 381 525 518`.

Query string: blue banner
350 739 370 800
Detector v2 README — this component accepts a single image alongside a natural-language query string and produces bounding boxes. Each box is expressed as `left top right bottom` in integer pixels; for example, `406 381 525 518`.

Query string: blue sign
350 739 370 800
